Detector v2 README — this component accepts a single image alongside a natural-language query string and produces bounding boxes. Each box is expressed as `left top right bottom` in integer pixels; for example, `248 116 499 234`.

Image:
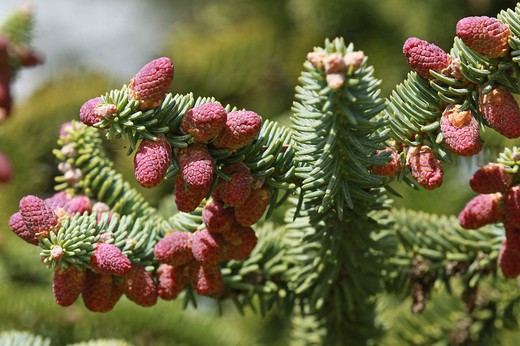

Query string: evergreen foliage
0 331 50 346
4 1 520 345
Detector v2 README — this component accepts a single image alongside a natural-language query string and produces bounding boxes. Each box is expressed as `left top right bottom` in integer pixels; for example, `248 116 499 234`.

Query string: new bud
212 110 262 152
134 137 172 188
234 187 270 227
189 263 223 296
479 87 520 139
178 144 214 190
191 229 223 265
370 147 403 178
89 242 132 276
174 175 207 213
154 231 193 266
19 195 58 237
82 270 122 312
222 226 258 261
157 264 186 300
216 163 253 207
440 105 482 156
79 97 102 127
202 199 235 233
406 146 443 190
456 16 510 58
181 102 227 143
505 186 520 228
9 212 37 245
129 57 174 110
470 163 512 194
122 264 158 307
53 267 85 307
459 193 504 229
499 240 520 279
402 37 451 79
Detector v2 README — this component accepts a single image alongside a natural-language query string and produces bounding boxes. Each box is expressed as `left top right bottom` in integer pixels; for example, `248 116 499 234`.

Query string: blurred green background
0 0 519 345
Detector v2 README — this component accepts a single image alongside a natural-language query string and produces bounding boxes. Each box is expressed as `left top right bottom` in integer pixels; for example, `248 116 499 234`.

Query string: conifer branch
39 212 161 272
289 38 390 344
0 331 50 346
7 3 520 344
53 121 160 220
381 208 502 313
385 5 520 189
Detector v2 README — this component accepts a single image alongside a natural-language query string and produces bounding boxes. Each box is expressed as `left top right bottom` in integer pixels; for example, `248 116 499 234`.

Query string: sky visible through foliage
0 0 186 99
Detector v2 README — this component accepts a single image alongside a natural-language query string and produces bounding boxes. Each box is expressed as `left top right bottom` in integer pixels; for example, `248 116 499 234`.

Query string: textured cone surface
202 199 235 233
456 16 509 58
212 110 262 151
470 163 512 194
181 102 227 143
191 229 223 265
370 147 402 177
79 97 102 126
178 144 214 189
53 268 85 307
129 57 174 110
134 137 172 188
505 226 520 253
82 270 122 312
123 264 158 307
189 263 223 296
157 264 186 300
44 192 71 211
174 175 207 213
90 243 132 276
459 193 504 229
19 195 58 234
9 212 38 245
223 226 258 261
499 241 520 279
235 187 270 226
0 151 12 182
402 37 451 79
440 105 482 156
154 231 193 266
505 186 520 228
479 87 520 139
406 146 443 190
216 163 253 207
65 196 92 215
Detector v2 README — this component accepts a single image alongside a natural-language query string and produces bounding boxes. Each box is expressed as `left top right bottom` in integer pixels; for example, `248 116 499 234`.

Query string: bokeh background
0 0 519 345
